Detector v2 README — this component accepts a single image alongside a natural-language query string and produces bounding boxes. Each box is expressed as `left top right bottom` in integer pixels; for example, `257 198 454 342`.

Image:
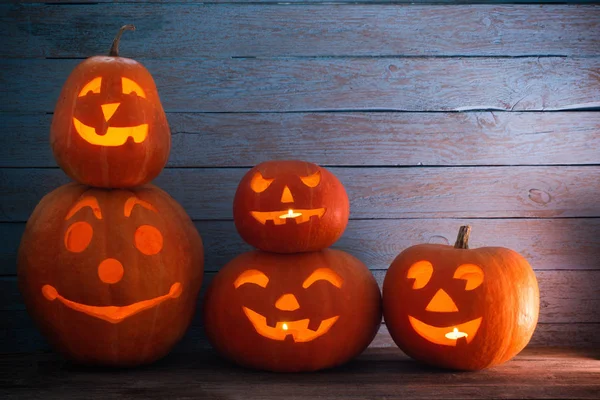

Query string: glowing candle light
445 327 468 340
282 323 289 331
279 209 302 219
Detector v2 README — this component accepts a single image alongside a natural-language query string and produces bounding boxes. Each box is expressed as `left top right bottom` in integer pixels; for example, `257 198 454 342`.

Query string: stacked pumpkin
18 26 204 366
204 160 382 371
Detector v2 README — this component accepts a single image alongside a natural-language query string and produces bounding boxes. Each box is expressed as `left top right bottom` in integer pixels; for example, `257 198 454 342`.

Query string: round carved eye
135 225 163 255
250 172 274 193
64 221 93 253
407 260 433 289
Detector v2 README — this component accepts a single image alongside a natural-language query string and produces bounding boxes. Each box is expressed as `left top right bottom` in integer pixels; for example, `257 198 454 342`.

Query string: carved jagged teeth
273 217 286 226
307 319 322 332
265 316 278 328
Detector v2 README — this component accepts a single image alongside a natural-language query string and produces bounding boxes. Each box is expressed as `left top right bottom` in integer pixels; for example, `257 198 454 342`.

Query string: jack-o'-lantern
233 160 349 253
204 250 381 372
18 183 203 366
383 226 539 370
51 25 170 188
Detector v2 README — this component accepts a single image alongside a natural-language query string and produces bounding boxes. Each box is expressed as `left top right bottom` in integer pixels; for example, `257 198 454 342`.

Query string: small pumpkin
204 249 381 372
233 160 349 253
18 183 203 366
51 25 170 188
383 226 539 370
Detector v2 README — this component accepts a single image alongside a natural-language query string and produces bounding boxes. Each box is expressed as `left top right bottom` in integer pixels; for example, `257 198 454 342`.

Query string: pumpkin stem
454 225 471 249
109 25 135 57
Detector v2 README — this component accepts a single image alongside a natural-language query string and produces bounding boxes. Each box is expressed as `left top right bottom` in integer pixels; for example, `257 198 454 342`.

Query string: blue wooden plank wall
1 1 599 353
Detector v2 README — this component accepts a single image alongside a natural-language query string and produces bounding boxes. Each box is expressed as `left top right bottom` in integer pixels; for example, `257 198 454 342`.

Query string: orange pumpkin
18 183 203 366
383 226 539 370
233 160 349 253
51 25 170 188
204 249 381 372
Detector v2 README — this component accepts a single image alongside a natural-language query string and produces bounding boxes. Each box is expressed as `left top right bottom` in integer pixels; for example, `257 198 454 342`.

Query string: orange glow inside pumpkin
41 282 182 324
73 76 149 147
406 261 485 346
409 316 482 346
44 195 177 324
234 268 344 342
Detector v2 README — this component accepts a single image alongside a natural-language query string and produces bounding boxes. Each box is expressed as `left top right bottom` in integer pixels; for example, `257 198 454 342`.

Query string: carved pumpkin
51 25 170 188
204 249 381 372
383 226 539 370
18 183 203 366
233 160 349 253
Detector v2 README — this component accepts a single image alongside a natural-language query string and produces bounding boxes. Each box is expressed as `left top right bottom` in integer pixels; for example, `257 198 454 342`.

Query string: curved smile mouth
243 307 338 343
250 208 326 225
408 316 482 346
41 282 182 324
73 117 148 147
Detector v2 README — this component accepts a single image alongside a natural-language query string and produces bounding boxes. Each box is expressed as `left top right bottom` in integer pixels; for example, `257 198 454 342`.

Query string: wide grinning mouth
41 282 182 324
73 117 148 147
242 307 338 343
250 208 326 225
408 316 483 346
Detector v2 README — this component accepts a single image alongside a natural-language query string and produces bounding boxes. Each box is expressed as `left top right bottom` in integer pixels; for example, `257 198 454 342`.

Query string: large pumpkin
51 25 170 188
18 183 203 366
233 160 349 253
383 226 539 370
204 249 381 372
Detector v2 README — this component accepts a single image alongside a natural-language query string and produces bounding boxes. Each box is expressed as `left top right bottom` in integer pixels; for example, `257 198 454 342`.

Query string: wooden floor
0 347 598 399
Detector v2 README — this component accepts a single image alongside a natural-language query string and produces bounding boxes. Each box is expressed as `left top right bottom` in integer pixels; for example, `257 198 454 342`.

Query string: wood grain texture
2 57 600 113
2 323 599 356
2 270 598 324
3 4 600 58
1 166 598 222
17 0 600 3
3 218 600 275
2 112 600 168
0 348 599 399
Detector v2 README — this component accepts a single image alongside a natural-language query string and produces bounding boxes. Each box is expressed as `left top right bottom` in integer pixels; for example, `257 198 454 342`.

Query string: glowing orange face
234 268 343 342
405 261 484 346
72 76 150 147
40 195 181 324
233 160 350 253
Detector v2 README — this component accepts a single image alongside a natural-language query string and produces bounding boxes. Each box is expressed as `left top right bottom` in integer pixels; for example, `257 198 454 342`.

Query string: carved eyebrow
65 196 102 220
302 268 343 289
124 197 157 217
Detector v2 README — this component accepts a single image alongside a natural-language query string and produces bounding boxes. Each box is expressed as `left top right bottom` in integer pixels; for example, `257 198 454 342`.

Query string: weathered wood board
2 112 600 168
3 4 600 58
3 218 600 275
1 1 599 355
1 167 598 222
2 58 600 113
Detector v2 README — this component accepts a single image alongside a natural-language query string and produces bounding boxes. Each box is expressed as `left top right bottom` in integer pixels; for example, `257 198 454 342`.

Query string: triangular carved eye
250 172 274 193
300 171 321 188
407 260 433 289
454 264 484 290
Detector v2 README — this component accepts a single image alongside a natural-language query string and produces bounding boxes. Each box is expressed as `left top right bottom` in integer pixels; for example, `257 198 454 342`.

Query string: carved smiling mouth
408 316 483 346
250 208 326 225
41 282 182 324
73 117 148 147
243 307 338 342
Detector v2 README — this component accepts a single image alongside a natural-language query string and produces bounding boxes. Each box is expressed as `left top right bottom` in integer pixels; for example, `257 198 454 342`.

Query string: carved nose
101 102 120 121
98 258 124 284
426 289 458 312
280 186 294 203
275 293 300 311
